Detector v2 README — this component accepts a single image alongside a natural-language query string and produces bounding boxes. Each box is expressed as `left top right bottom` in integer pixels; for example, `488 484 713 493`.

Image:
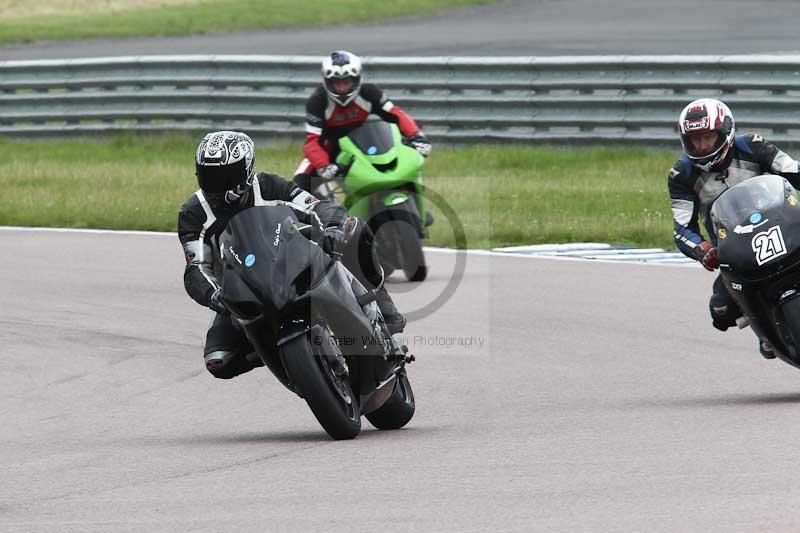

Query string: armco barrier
2 54 799 144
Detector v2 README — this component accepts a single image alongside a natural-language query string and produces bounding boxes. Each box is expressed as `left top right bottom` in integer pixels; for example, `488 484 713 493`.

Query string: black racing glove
208 288 229 315
322 225 347 257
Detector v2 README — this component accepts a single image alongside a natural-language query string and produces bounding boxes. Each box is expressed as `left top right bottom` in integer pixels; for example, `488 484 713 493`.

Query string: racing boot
759 339 777 360
375 286 406 335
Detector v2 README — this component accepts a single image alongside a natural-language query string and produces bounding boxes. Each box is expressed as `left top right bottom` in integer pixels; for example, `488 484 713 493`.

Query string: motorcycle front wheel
394 217 427 282
373 205 427 282
280 329 361 440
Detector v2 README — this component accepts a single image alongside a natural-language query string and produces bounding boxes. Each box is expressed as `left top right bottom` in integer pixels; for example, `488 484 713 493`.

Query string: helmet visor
685 131 724 159
196 158 248 195
324 76 358 98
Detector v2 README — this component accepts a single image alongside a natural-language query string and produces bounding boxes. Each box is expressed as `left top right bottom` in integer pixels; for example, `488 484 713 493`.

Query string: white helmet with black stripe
321 50 363 107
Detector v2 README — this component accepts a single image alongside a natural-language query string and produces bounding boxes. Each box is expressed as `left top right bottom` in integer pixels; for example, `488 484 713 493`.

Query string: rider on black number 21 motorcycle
669 98 800 359
178 131 406 380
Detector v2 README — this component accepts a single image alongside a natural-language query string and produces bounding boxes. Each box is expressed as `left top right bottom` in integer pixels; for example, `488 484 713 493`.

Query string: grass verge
0 0 496 45
0 134 679 250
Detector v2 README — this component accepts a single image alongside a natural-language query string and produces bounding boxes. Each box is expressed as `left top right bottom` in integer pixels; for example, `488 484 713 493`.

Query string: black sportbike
711 173 800 369
218 205 415 439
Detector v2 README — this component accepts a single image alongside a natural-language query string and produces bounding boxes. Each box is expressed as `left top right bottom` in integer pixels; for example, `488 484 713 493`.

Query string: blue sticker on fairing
750 213 762 224
244 254 256 267
367 145 378 155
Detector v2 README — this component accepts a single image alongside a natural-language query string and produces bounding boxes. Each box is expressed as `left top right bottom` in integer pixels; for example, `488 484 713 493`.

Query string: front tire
365 370 415 430
373 206 427 282
395 219 427 282
280 330 361 440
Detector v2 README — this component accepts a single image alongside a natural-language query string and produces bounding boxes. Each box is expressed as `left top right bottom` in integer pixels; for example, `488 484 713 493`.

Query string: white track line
0 226 176 237
0 226 699 268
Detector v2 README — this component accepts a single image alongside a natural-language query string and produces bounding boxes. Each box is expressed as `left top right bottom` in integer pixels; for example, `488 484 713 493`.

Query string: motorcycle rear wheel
780 296 800 358
365 370 415 430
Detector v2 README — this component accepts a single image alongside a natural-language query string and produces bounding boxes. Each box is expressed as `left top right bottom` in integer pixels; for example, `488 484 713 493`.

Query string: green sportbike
324 121 433 282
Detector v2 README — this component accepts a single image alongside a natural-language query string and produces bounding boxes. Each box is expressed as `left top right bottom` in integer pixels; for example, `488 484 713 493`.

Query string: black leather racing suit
668 134 800 330
178 171 383 379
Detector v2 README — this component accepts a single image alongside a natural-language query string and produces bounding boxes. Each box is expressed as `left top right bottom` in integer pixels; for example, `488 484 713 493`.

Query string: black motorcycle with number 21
711 173 800 369
219 205 415 439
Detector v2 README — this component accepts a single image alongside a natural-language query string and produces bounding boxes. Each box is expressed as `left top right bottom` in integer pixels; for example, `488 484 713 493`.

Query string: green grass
422 146 677 249
0 0 496 45
0 134 679 250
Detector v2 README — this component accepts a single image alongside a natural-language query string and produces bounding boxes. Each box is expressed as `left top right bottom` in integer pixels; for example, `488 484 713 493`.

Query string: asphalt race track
1 0 800 60
4 228 800 531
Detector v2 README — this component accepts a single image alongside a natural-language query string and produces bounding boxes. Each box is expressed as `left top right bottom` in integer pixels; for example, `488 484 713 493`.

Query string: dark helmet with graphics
195 131 255 207
321 50 363 107
678 98 736 172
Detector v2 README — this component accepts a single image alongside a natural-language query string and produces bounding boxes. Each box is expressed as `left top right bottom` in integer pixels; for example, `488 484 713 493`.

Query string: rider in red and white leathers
292 50 431 193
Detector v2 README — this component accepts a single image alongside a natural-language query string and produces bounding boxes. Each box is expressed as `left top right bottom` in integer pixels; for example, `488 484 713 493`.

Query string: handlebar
335 156 356 179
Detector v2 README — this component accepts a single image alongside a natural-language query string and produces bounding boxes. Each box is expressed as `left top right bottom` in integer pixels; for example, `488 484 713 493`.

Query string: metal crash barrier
1 54 799 145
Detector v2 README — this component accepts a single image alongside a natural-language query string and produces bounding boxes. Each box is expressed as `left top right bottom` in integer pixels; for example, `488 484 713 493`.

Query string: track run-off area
3 227 800 531
1 0 800 59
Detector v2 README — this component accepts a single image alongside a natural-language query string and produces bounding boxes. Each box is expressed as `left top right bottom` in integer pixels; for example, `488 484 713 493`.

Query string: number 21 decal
752 225 788 266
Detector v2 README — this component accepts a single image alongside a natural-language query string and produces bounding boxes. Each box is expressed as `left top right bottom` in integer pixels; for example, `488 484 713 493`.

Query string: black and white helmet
321 50 362 107
195 131 255 206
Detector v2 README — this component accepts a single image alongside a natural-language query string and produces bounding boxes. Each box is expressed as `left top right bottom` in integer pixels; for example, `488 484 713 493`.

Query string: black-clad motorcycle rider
178 130 405 379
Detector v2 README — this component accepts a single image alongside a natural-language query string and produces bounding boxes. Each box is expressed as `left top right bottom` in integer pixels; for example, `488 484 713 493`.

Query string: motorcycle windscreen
711 174 787 229
711 174 800 272
346 121 395 156
220 206 328 312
